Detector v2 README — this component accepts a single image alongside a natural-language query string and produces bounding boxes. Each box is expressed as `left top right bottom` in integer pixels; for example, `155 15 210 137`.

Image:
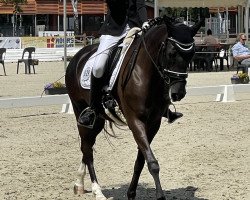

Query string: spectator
203 29 218 71
203 29 218 45
231 33 250 66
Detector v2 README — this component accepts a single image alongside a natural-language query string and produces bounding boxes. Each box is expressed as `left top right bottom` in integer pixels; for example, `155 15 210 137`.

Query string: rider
78 0 182 128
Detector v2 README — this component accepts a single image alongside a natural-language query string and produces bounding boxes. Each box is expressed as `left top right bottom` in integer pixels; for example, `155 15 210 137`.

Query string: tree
0 0 27 14
0 0 27 36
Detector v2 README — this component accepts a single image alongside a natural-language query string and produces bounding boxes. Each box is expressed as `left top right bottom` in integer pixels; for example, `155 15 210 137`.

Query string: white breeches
92 25 130 78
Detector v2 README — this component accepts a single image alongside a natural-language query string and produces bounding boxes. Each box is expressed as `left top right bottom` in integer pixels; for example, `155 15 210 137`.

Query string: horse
65 16 203 200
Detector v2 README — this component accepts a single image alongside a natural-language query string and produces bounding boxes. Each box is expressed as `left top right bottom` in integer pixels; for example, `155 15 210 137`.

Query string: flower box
231 77 240 84
231 73 249 84
45 87 67 95
44 81 67 95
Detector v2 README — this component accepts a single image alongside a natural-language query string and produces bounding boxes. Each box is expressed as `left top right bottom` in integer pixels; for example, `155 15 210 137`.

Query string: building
0 0 107 37
0 0 240 39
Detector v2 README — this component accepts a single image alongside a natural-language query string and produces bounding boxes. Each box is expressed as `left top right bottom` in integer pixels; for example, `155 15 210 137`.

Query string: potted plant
231 73 249 84
44 81 67 95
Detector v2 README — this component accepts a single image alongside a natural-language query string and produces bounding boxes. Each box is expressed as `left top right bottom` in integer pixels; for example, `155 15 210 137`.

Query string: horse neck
144 25 168 56
133 25 169 87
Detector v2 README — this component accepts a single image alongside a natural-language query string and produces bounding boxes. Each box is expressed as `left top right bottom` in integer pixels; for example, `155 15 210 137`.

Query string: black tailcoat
99 0 147 36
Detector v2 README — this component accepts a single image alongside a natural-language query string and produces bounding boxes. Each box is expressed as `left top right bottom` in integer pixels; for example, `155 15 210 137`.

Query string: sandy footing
0 62 249 200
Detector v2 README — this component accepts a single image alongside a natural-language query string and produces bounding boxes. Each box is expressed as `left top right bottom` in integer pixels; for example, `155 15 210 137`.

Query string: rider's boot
163 109 183 124
78 73 104 128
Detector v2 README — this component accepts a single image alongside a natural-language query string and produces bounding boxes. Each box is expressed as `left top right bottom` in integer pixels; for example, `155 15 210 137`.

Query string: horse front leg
127 120 162 200
128 118 165 200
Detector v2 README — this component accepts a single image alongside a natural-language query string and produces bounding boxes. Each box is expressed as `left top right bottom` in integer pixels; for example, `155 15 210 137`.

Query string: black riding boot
163 109 183 124
78 74 104 128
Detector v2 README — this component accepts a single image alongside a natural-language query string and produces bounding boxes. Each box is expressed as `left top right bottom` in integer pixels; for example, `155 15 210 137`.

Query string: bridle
162 37 195 85
142 29 195 86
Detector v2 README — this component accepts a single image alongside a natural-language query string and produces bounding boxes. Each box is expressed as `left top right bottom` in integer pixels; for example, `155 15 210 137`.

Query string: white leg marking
92 181 107 200
74 162 86 194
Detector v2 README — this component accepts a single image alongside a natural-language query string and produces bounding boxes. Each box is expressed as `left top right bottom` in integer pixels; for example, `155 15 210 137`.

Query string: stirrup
78 107 97 129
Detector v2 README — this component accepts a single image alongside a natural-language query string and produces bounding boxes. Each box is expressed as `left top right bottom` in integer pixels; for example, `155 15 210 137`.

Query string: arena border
0 84 249 114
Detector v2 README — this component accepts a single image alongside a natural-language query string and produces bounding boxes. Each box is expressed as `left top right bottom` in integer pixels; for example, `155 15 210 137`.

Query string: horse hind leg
74 119 107 200
127 150 145 200
87 157 107 200
74 162 86 194
74 161 107 200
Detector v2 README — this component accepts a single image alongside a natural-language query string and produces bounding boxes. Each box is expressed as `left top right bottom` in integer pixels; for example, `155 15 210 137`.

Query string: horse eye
169 49 177 57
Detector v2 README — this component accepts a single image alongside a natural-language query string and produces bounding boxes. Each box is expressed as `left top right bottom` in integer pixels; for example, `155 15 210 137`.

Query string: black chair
0 48 6 76
204 45 218 71
191 45 217 71
191 46 206 71
17 47 36 74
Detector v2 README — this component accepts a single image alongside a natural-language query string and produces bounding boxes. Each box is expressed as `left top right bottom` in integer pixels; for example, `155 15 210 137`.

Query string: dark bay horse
65 16 203 200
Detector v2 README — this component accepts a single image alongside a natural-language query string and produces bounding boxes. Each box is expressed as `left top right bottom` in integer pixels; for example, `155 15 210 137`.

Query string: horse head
163 16 204 101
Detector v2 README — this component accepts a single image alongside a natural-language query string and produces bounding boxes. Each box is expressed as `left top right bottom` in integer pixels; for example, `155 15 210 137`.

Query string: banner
0 37 21 49
47 37 75 48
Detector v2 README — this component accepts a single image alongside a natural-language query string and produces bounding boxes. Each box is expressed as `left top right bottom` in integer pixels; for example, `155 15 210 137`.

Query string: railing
3 47 82 62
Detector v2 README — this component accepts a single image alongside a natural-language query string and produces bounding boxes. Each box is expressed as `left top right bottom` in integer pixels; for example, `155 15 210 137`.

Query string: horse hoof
96 196 108 200
74 184 85 195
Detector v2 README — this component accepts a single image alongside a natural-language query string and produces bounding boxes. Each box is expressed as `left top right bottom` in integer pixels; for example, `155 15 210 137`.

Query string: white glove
142 21 150 30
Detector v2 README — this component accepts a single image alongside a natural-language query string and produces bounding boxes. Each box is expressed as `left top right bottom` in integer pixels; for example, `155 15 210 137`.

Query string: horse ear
163 15 175 26
191 18 204 37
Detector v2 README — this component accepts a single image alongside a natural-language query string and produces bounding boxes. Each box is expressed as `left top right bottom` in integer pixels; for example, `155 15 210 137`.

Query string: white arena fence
4 47 82 62
0 84 249 114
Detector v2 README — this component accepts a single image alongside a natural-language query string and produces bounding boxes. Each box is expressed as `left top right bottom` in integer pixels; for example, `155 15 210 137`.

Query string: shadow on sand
101 183 208 200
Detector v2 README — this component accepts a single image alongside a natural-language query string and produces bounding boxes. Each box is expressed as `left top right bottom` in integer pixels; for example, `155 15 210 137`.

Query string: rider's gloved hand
142 21 150 30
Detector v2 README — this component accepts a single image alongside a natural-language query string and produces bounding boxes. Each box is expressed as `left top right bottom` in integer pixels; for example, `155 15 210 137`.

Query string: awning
156 0 250 41
158 0 248 8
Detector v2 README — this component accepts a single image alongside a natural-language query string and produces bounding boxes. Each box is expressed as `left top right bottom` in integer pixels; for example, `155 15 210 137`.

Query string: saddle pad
80 28 139 91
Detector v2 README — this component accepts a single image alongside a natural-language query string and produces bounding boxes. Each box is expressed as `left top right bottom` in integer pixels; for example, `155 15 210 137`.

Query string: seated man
203 29 218 45
231 33 250 66
203 29 218 71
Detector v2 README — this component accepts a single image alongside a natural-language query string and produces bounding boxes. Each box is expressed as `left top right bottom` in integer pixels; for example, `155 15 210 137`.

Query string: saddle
80 27 142 126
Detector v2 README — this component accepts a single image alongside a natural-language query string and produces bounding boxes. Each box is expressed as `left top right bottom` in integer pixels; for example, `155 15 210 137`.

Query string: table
191 43 233 71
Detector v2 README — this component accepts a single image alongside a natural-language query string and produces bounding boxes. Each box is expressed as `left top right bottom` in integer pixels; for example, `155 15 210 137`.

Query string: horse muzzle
170 80 187 102
171 91 186 102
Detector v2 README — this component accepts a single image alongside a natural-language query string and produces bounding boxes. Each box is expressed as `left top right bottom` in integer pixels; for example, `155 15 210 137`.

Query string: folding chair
0 48 6 76
17 47 36 74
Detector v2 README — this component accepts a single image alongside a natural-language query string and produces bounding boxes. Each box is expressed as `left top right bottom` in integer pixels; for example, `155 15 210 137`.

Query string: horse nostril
171 93 178 102
171 92 186 101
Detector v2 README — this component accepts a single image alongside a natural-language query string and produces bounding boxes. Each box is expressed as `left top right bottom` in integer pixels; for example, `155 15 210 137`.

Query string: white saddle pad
80 27 140 91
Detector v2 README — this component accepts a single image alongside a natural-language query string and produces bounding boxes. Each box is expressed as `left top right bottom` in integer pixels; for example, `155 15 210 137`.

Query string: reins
140 18 194 86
